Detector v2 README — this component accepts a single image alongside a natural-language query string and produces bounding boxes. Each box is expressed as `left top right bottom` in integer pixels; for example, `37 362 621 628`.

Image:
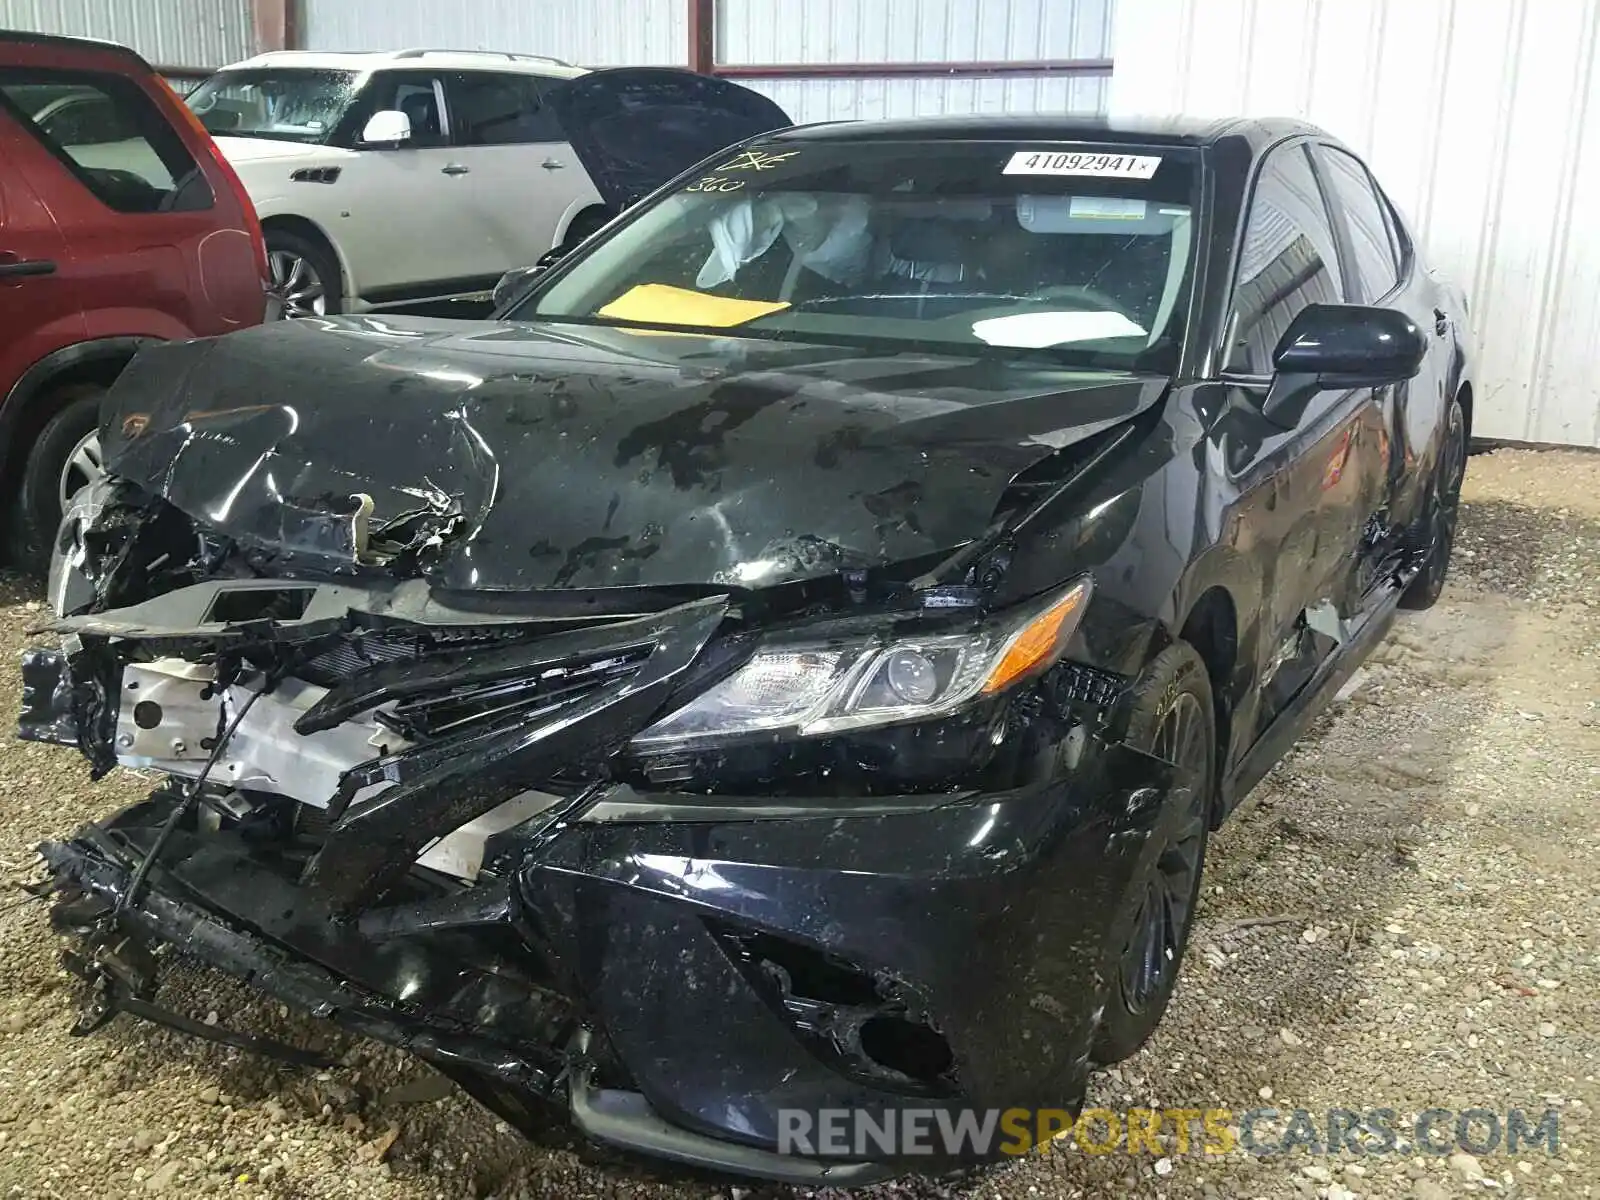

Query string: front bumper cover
38 728 1171 1181
26 534 1170 1181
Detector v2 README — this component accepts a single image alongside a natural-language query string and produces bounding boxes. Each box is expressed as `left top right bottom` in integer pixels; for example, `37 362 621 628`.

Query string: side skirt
1217 577 1406 819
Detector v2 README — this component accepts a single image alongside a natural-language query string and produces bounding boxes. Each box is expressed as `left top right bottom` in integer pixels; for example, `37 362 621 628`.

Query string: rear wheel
1093 641 1215 1064
11 385 105 574
1400 394 1467 610
266 228 341 318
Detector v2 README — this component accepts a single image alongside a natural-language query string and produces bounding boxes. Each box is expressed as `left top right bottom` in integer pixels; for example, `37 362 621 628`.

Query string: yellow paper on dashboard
597 284 789 328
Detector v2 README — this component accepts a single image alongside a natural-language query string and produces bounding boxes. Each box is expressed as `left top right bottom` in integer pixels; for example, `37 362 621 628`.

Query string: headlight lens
632 578 1092 749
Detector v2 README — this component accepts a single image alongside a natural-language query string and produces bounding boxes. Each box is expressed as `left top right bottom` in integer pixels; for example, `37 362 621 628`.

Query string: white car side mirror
360 109 411 147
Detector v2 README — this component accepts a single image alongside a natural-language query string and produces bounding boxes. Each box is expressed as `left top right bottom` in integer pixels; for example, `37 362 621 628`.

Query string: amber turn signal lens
981 581 1092 694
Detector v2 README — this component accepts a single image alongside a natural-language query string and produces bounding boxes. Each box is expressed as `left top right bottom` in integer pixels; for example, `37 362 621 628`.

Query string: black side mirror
1261 303 1427 427
1273 303 1427 385
491 248 568 313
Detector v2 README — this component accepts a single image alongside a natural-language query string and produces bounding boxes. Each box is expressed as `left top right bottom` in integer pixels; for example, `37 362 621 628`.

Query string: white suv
184 49 613 317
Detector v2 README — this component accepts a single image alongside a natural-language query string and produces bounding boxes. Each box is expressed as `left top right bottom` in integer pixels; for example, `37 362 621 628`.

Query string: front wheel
1400 394 1466 610
1093 640 1215 1064
10 385 105 574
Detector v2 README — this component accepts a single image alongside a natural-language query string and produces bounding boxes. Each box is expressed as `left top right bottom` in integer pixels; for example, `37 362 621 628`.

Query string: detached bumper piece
18 647 75 747
39 808 898 1184
42 825 566 1094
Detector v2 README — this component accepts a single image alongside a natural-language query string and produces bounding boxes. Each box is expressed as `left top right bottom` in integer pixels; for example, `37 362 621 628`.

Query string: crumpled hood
98 316 1168 591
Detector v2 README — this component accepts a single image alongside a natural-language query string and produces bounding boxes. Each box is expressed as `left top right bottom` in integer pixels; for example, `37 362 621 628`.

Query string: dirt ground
0 447 1595 1200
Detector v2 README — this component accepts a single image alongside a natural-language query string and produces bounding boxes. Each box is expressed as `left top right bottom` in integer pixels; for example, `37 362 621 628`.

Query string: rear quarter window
0 68 213 214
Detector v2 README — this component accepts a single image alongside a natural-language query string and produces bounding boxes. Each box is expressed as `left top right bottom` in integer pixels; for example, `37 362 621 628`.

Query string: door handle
541 158 565 170
441 163 470 176
1433 307 1449 336
0 258 57 279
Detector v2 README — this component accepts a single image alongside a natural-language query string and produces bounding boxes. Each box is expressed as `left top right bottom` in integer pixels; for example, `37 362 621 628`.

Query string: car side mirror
1272 303 1427 385
1261 303 1427 427
359 109 411 147
490 248 568 312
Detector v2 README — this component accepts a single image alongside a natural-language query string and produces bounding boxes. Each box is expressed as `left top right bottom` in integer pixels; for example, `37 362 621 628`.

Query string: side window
1377 181 1411 265
0 69 211 214
1225 145 1344 375
361 72 449 147
447 73 562 145
1319 147 1401 302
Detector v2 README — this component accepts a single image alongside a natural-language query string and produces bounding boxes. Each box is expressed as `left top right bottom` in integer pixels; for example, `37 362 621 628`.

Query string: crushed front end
25 470 1173 1183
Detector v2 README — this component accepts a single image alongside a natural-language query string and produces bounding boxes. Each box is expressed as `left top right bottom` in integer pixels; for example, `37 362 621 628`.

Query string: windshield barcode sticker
1003 151 1162 179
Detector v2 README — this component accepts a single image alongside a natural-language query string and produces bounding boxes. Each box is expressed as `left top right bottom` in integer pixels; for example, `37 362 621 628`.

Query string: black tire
1093 640 1216 1064
10 385 104 575
1400 394 1467 611
265 227 342 318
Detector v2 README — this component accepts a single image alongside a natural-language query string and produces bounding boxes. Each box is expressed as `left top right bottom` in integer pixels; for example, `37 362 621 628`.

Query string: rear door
329 69 488 301
543 68 792 211
0 118 83 398
441 70 599 269
1312 143 1444 536
0 58 229 343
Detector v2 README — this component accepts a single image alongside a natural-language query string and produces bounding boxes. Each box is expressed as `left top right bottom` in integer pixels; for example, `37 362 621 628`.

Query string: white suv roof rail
390 48 574 68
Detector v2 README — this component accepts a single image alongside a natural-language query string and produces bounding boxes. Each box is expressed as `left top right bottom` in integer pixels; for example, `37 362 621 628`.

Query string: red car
0 31 269 569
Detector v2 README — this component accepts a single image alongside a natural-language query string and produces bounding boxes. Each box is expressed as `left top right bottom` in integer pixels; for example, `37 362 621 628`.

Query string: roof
217 49 587 79
0 28 152 67
770 112 1330 151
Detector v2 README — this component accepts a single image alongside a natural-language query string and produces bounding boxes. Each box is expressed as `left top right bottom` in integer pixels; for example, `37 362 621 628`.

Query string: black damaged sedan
24 96 1472 1184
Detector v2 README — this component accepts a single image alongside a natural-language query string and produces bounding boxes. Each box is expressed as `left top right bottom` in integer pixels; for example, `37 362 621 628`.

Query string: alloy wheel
59 430 104 511
1118 690 1209 1013
268 249 327 319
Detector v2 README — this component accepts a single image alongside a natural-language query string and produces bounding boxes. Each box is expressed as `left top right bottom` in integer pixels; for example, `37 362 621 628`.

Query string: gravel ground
0 447 1596 1200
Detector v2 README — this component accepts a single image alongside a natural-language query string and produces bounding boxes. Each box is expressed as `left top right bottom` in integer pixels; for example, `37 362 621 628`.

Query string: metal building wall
299 0 1112 116
0 0 255 68
721 0 1114 122
300 0 687 67
1110 0 1600 448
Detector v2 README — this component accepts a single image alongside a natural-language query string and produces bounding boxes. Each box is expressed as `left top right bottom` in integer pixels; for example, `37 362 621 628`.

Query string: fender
554 198 613 250
253 202 360 303
1170 550 1259 787
0 337 157 469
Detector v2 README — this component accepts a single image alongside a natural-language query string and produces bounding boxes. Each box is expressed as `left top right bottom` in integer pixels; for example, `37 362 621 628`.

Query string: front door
331 69 493 303
1215 141 1387 732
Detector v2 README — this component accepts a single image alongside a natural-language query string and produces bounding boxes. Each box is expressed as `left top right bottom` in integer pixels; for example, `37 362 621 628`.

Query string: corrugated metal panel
739 74 1108 124
722 0 1113 122
0 0 254 68
300 0 686 67
1110 0 1600 448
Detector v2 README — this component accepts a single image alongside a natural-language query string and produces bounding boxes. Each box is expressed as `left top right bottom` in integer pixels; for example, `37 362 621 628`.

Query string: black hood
544 68 792 209
98 317 1169 592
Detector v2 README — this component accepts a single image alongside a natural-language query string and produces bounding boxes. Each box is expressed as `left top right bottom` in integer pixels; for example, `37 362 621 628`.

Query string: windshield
520 140 1199 368
187 70 360 143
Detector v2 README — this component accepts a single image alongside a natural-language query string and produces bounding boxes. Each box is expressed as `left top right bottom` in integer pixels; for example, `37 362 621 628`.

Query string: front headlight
632 578 1092 749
